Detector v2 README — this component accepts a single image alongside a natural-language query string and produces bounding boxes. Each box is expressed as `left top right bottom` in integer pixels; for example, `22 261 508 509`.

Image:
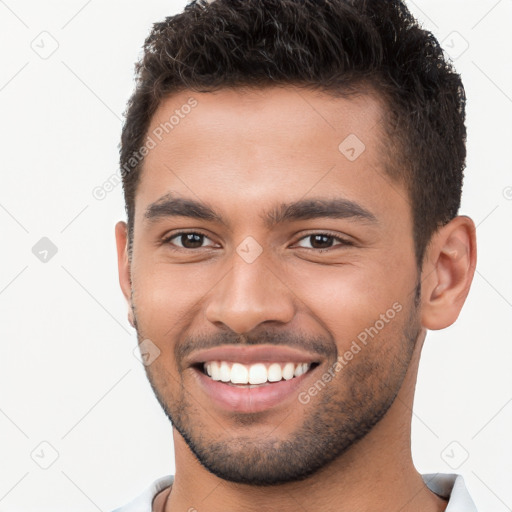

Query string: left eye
164 232 216 249
295 233 350 250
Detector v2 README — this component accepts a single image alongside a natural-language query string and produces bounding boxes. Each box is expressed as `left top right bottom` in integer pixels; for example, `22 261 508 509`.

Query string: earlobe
421 216 477 330
115 221 134 328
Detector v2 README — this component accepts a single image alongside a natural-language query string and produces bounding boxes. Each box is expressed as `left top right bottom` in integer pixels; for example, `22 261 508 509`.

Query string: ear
115 221 135 328
420 216 477 330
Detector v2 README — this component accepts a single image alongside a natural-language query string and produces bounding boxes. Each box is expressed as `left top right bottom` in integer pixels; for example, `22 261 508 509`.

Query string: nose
204 250 295 334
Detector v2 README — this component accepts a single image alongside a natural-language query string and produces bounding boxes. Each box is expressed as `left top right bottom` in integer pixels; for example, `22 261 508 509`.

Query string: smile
201 361 315 386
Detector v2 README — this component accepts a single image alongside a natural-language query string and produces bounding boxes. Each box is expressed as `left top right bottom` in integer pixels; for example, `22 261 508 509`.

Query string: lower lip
192 366 315 413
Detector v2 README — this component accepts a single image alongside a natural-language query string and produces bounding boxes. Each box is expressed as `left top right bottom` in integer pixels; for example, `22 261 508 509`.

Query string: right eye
162 231 218 250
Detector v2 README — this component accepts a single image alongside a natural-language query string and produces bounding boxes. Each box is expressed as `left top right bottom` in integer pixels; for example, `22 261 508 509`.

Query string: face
121 86 423 485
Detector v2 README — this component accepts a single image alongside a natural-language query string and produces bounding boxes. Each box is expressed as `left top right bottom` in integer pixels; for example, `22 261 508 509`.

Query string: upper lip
187 345 324 367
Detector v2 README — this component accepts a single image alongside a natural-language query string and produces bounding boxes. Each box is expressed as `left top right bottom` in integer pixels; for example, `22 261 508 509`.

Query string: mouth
187 346 323 413
194 360 320 387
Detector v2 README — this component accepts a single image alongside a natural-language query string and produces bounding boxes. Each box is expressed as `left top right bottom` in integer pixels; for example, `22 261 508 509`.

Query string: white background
0 0 511 510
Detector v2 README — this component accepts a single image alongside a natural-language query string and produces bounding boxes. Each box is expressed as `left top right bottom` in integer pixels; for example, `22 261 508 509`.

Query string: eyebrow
144 193 378 228
265 197 377 227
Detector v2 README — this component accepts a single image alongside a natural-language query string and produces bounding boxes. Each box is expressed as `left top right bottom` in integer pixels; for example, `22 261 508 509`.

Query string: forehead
135 86 408 227
146 86 386 160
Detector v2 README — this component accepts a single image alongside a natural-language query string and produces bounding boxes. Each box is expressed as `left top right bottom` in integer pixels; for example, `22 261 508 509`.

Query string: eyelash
161 230 353 251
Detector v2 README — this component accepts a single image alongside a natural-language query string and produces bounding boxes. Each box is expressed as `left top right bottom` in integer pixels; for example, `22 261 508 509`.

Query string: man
113 0 478 510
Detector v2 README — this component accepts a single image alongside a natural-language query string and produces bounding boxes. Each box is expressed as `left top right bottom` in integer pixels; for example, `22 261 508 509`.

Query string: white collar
112 472 477 511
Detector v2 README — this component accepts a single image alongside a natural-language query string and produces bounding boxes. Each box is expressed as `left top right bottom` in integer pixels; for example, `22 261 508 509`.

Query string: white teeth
202 361 312 385
230 363 249 384
282 362 295 380
267 363 282 382
294 363 305 377
248 363 267 384
219 361 231 382
210 361 220 381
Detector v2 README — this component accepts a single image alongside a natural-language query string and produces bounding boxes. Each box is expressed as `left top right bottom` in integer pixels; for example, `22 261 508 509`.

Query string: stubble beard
133 291 421 486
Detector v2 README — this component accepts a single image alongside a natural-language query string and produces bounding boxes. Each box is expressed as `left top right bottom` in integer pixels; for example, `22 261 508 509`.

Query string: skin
115 86 476 512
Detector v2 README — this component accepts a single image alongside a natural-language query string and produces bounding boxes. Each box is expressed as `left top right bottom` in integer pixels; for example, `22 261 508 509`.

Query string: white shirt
111 473 478 511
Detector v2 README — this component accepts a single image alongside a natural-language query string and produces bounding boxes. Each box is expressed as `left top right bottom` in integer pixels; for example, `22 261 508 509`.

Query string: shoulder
111 475 174 512
422 473 478 511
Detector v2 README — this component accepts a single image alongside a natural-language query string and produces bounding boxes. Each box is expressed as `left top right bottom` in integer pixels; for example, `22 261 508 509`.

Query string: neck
162 329 447 512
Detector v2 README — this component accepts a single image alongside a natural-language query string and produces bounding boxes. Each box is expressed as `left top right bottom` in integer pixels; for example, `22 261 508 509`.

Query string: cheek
284 263 406 342
131 263 205 339
132 258 237 347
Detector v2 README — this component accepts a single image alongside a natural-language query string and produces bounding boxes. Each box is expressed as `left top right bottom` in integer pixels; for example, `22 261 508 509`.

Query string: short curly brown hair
119 0 466 266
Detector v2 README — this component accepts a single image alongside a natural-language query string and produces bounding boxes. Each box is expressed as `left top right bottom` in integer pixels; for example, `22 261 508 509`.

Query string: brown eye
179 233 204 249
309 234 335 249
295 233 352 250
164 231 216 249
